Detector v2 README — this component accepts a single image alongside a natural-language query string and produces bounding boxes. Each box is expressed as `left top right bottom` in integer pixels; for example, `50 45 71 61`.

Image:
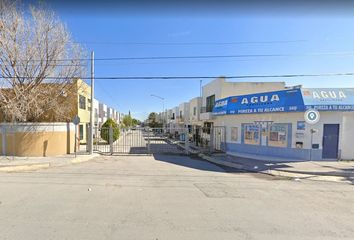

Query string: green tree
122 115 133 127
132 118 141 126
147 112 162 128
100 118 120 143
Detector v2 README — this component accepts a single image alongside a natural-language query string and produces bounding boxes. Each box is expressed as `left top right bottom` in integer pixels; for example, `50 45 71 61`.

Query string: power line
1 72 354 80
8 51 354 62
77 40 308 46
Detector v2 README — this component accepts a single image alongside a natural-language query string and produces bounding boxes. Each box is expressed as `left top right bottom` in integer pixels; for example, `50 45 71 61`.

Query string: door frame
322 124 340 159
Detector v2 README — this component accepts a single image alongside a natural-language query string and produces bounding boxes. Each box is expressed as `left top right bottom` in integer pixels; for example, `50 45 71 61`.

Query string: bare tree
0 0 87 122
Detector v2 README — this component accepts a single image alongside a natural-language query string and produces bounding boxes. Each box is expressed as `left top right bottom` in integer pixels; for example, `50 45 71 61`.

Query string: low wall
0 123 75 157
226 142 323 161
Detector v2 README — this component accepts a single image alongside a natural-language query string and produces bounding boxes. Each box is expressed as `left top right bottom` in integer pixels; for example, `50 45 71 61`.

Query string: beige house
200 77 286 125
188 97 203 127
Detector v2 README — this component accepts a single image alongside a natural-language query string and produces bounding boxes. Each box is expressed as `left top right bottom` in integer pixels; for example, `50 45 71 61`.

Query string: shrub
100 118 120 143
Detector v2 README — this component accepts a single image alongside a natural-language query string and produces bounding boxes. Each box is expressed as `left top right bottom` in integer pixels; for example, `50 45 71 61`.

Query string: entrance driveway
0 154 353 239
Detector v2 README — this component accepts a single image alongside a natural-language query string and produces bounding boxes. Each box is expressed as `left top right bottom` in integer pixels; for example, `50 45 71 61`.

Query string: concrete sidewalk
0 153 98 172
199 152 354 184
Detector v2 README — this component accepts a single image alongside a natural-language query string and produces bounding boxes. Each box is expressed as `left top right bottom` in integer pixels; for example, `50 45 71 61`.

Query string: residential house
200 77 286 128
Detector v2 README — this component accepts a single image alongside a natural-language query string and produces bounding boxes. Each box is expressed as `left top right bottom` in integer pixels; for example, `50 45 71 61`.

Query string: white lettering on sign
241 94 280 104
312 90 347 99
215 99 228 107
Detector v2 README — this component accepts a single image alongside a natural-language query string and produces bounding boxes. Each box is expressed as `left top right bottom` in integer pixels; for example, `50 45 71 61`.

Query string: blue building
213 88 354 161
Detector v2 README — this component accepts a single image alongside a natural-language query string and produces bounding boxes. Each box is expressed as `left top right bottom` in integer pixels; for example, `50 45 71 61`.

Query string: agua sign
241 94 280 104
213 89 304 115
302 88 354 111
303 89 347 100
212 88 354 116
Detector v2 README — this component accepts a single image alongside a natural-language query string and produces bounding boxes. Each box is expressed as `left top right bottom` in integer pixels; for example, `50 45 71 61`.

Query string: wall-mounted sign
302 88 354 111
213 89 304 115
297 121 306 130
296 132 305 139
213 88 354 116
73 115 80 125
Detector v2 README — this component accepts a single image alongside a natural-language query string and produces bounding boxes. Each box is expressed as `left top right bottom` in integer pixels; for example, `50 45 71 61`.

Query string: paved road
0 154 353 240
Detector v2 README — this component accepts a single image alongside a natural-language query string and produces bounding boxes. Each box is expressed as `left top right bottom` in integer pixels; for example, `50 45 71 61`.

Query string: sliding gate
93 126 226 155
93 127 186 155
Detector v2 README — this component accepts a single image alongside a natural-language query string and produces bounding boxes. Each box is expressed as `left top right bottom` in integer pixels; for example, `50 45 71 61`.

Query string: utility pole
89 51 94 154
150 94 165 127
200 79 202 98
162 99 165 128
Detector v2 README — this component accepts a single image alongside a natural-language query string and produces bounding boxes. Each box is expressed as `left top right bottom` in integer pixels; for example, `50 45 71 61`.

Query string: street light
150 94 165 128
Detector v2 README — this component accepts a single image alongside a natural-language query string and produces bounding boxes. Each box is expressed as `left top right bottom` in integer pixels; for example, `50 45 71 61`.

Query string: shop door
322 124 339 159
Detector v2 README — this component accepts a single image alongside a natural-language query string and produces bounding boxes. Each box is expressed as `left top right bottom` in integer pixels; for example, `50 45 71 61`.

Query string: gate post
184 126 189 155
109 126 113 155
86 124 90 152
223 126 227 152
209 126 214 153
1 124 6 156
147 129 151 154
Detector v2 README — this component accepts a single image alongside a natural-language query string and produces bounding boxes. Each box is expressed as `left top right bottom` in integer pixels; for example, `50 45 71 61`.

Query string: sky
34 1 354 120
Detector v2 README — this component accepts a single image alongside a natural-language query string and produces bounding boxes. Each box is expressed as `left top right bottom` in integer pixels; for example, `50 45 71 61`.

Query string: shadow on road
152 154 243 173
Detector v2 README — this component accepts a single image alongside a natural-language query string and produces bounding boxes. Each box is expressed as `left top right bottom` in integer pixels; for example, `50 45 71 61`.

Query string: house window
206 95 215 112
172 113 175 120
193 107 197 116
79 124 84 140
268 123 288 148
180 111 182 118
203 122 212 134
244 124 260 145
79 95 86 110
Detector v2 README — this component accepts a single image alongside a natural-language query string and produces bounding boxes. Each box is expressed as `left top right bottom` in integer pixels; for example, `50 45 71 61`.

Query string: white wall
202 77 286 108
202 78 224 108
178 102 190 124
341 112 354 160
220 82 286 99
93 99 99 125
189 97 202 124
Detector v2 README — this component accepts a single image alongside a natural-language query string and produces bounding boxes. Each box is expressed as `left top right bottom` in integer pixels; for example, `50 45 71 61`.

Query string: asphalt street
0 154 353 240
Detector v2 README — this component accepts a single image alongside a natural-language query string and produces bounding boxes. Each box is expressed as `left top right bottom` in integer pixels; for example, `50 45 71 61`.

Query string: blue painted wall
227 122 324 161
226 142 323 160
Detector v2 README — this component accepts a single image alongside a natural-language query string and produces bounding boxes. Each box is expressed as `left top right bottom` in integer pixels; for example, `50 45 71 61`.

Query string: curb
198 153 243 169
195 152 353 184
0 154 98 173
268 169 352 183
0 163 51 173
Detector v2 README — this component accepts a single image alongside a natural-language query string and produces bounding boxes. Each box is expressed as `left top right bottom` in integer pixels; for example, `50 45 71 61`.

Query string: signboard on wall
297 121 306 130
213 89 304 115
213 88 354 116
301 88 354 111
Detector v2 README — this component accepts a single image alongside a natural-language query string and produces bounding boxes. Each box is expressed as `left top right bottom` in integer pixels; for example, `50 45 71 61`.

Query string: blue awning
213 88 354 115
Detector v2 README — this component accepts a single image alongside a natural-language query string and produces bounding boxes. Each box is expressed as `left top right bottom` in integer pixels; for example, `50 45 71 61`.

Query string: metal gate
93 126 226 155
189 125 226 153
93 127 186 155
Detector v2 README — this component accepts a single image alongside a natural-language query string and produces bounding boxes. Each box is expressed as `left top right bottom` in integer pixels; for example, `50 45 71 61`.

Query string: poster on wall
231 127 238 142
268 123 288 147
297 121 306 130
296 132 305 139
244 124 260 145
